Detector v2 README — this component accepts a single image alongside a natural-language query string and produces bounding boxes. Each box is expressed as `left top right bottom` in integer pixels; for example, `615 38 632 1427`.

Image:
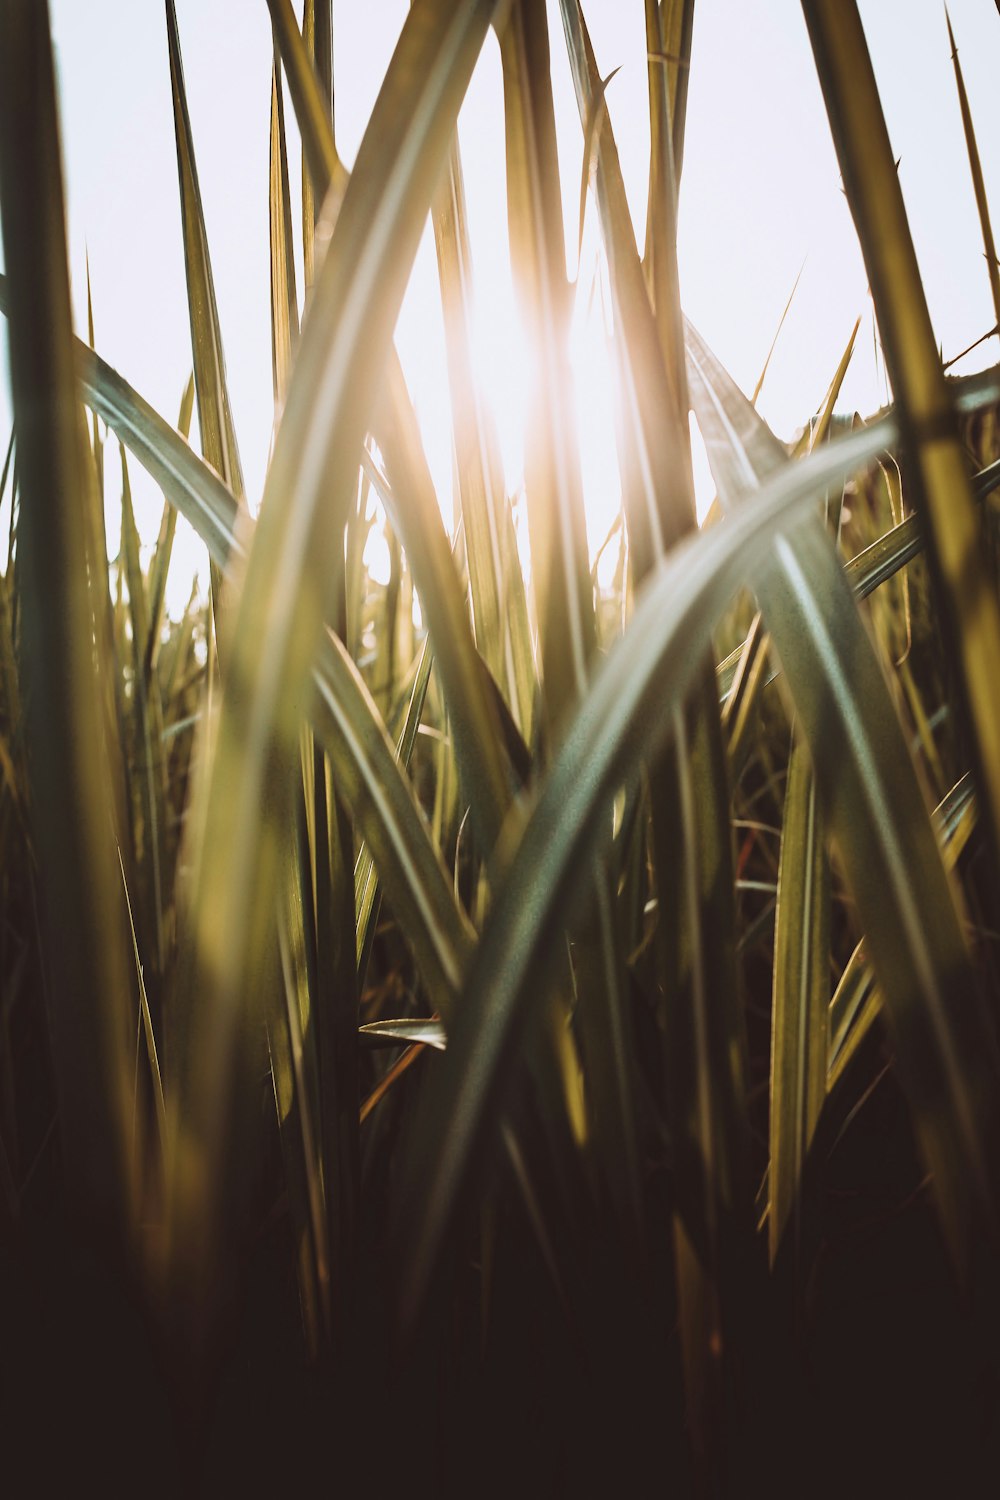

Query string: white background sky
2 1 1000 609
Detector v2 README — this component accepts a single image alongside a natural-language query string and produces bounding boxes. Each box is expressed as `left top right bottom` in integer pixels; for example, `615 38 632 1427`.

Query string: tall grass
2 0 1000 1491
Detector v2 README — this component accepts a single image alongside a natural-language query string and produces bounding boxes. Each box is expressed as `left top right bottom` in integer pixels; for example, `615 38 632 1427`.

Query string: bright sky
2 1 999 612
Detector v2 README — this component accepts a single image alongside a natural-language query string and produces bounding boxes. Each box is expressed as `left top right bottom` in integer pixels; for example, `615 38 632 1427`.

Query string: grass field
3 1 1000 1492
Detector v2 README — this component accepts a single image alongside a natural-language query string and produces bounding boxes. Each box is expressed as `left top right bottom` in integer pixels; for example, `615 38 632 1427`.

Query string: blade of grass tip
790 315 860 458
946 8 1000 340
166 0 498 1321
165 0 245 506
575 65 620 279
641 0 695 268
685 315 1000 1268
270 56 300 405
0 0 135 1236
802 0 1000 972
661 0 695 189
432 136 535 739
144 374 195 688
359 1018 448 1051
768 729 830 1270
392 402 901 1329
300 0 335 292
752 257 806 408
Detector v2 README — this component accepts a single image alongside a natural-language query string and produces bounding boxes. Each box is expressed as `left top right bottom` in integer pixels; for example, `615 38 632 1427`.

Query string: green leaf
768 730 829 1266
499 0 594 735
164 0 245 501
946 8 1000 337
431 138 535 739
0 0 134 1232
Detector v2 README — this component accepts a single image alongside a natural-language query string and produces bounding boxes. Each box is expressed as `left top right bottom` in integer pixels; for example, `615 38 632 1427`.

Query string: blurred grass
2 0 1000 1491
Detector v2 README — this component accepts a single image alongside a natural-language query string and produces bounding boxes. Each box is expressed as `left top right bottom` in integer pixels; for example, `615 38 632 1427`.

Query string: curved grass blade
359 1018 447 1052
685 316 1000 1267
752 258 805 407
768 730 829 1267
0 0 134 1233
946 9 1000 340
393 409 911 1326
801 0 1000 933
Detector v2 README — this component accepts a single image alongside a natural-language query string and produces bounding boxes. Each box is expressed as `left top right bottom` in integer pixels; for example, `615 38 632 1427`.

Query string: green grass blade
144 374 195 687
767 731 830 1266
499 0 594 734
431 139 535 738
269 57 300 402
164 0 245 502
355 635 433 978
120 445 169 984
946 8 1000 337
0 0 134 1234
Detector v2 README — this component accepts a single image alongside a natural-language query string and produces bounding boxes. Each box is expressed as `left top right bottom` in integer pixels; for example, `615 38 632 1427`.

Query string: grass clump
2 0 1000 1492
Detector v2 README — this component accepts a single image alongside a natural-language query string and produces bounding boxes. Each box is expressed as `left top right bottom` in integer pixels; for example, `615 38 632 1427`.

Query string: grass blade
767 730 829 1267
165 0 245 502
946 8 1000 338
0 0 134 1235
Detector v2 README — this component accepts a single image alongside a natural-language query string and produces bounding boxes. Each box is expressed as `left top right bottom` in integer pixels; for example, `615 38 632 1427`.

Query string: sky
2 0 1000 611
